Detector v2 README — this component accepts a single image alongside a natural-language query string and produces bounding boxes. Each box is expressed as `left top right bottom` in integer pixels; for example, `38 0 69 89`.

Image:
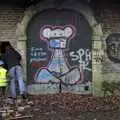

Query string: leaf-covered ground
1 93 120 120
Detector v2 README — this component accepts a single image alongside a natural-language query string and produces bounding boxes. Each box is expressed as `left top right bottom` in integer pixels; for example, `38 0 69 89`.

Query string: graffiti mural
34 25 82 85
103 33 120 72
27 9 92 94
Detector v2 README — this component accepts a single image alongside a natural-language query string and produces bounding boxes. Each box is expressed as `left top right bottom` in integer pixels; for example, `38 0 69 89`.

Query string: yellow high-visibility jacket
0 67 8 87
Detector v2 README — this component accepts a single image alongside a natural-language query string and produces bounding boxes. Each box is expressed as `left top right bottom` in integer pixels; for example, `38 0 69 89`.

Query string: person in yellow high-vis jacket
0 60 8 97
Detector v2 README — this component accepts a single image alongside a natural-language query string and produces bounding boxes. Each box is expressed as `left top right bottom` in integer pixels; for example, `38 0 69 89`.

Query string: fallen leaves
0 93 120 120
29 93 120 112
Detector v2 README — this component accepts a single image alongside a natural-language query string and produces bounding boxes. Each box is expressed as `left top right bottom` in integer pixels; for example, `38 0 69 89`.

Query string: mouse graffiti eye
49 39 60 48
49 39 67 48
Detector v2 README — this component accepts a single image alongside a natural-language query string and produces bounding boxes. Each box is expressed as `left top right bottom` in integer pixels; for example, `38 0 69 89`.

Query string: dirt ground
1 93 120 120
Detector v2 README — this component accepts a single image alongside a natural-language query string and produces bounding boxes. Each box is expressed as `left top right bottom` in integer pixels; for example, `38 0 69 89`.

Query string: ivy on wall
102 80 120 96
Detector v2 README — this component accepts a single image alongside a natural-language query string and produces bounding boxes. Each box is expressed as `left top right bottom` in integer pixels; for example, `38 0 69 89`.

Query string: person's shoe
8 97 16 100
21 94 27 99
6 97 16 104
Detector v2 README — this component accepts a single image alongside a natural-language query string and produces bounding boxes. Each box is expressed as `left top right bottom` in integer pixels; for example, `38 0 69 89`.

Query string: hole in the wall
84 86 89 91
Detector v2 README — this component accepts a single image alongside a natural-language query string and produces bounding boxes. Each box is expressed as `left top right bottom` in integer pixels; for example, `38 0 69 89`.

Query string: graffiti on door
34 25 82 85
27 9 92 94
29 25 92 93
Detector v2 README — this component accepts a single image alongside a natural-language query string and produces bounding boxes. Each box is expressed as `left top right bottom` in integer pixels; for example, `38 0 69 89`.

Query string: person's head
0 60 4 67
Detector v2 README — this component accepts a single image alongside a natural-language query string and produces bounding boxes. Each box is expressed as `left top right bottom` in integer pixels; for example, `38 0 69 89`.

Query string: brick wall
92 4 120 96
0 5 24 47
0 3 120 95
93 4 120 33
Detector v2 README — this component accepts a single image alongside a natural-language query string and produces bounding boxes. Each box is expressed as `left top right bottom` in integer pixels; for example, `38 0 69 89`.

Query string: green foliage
102 81 120 96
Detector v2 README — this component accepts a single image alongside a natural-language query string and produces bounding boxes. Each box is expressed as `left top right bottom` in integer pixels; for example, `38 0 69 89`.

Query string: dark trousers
0 87 6 97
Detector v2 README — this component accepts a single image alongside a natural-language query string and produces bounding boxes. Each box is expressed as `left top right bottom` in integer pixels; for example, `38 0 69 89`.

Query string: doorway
26 9 92 94
0 41 10 69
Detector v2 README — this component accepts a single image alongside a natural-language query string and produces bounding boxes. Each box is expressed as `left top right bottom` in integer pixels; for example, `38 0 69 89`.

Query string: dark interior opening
0 41 10 55
0 41 11 69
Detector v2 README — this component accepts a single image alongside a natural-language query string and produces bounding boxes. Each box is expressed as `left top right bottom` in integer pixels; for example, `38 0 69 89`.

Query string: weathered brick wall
0 5 26 80
0 3 120 96
94 4 120 33
0 5 24 47
92 4 120 96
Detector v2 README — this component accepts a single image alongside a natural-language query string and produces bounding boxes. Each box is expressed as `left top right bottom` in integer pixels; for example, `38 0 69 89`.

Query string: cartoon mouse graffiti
34 25 81 84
